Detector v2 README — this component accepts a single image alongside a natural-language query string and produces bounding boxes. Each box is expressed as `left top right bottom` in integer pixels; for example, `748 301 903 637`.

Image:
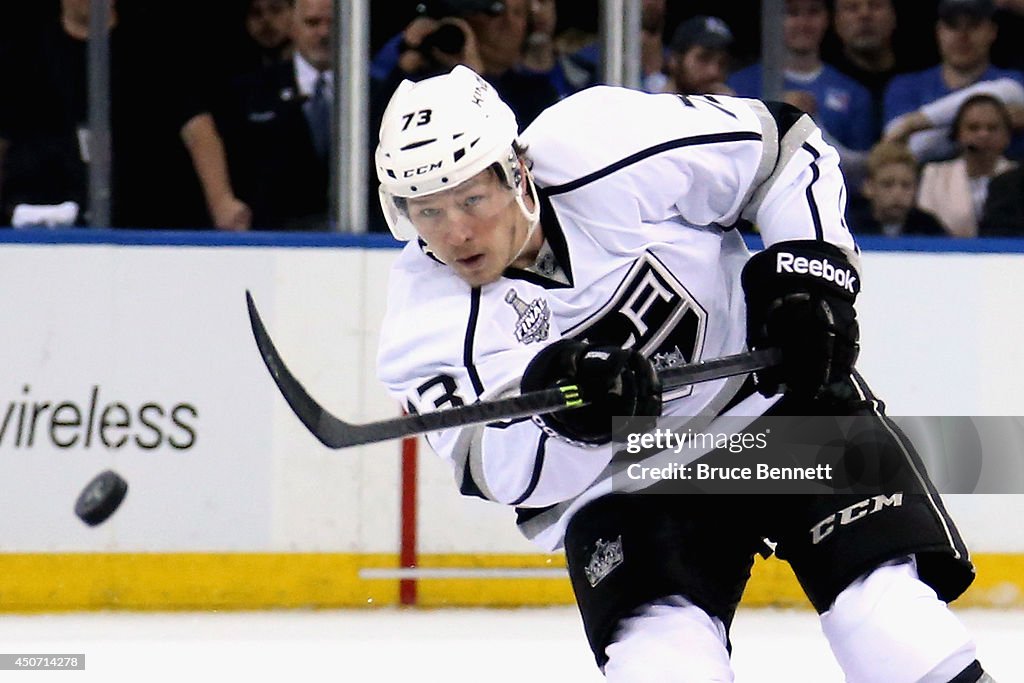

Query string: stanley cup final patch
584 535 624 587
505 289 551 345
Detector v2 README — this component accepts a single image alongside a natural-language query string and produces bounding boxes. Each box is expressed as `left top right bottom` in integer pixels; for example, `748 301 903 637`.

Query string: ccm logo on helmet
776 252 858 293
403 161 443 178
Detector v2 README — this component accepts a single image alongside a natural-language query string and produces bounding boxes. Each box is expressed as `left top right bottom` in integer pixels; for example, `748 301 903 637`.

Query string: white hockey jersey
377 86 858 551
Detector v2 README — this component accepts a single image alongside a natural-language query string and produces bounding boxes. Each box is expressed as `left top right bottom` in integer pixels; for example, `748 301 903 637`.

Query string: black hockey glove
741 240 860 399
520 339 663 445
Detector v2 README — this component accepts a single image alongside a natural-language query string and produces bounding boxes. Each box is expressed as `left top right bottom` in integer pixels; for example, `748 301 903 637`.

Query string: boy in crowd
847 141 946 236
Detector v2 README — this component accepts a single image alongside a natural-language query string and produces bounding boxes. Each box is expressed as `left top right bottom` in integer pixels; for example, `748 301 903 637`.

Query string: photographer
368 0 560 231
370 0 560 129
394 11 487 77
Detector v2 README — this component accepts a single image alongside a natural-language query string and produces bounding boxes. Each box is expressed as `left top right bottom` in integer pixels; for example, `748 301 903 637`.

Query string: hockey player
374 65 991 681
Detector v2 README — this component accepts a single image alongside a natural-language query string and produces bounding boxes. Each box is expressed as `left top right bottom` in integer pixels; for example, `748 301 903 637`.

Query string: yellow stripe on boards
0 552 1019 611
0 554 397 612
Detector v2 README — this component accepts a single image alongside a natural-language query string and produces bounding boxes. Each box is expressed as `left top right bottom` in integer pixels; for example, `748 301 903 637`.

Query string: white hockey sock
820 557 976 683
603 595 734 682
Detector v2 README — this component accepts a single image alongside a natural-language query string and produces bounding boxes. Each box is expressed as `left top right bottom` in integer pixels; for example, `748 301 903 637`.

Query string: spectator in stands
882 0 1024 162
519 0 574 98
846 141 946 236
917 93 1017 236
825 0 921 133
371 0 559 128
664 16 735 95
883 76 1024 158
727 0 876 182
520 0 558 80
218 0 333 230
997 0 1024 13
828 0 898 93
640 0 670 93
980 164 1024 233
554 0 670 94
367 0 561 232
218 0 295 88
243 0 294 68
0 0 249 230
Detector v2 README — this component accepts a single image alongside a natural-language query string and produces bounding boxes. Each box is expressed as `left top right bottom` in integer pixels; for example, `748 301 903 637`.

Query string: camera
413 0 506 55
415 0 506 20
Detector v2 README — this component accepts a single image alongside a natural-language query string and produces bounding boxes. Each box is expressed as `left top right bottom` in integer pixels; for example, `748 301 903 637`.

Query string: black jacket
846 196 946 237
981 167 1024 236
218 60 330 231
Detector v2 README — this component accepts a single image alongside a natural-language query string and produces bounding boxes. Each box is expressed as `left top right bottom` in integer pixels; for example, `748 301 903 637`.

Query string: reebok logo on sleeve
776 252 858 294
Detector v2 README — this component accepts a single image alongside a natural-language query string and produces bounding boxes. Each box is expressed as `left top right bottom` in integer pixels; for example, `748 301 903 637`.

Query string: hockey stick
246 290 780 448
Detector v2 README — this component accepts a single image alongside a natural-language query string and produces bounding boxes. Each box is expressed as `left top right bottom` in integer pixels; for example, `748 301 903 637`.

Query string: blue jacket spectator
729 62 877 152
727 0 877 154
882 0 1024 161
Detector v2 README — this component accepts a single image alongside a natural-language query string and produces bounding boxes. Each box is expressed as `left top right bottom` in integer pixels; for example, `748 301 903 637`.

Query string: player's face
405 168 530 287
864 163 916 223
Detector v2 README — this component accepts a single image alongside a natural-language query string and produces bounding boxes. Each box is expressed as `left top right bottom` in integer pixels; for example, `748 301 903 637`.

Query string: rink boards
0 231 1022 611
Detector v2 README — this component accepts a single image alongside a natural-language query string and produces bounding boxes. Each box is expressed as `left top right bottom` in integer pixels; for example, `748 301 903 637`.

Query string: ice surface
0 606 1018 681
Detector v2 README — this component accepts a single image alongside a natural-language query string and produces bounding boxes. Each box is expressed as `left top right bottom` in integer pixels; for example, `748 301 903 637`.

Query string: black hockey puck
74 470 128 526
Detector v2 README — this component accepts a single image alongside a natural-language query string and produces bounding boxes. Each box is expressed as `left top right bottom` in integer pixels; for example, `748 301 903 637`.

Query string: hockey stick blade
246 291 779 448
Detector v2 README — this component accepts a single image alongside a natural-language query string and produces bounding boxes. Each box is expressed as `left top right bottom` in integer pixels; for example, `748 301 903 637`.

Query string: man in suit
219 0 332 231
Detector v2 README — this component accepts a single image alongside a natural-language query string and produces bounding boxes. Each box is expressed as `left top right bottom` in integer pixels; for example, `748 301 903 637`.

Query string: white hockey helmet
375 65 529 241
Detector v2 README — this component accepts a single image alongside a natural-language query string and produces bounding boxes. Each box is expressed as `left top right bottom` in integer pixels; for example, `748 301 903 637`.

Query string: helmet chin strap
507 170 542 268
